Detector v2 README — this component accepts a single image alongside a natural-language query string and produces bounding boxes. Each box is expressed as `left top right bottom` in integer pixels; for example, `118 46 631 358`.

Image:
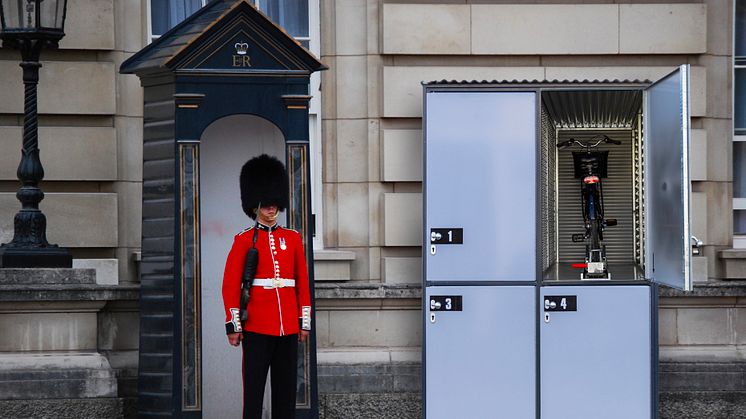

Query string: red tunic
222 223 311 336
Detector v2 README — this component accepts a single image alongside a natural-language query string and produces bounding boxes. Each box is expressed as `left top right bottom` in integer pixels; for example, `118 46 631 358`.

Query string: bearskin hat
239 154 289 219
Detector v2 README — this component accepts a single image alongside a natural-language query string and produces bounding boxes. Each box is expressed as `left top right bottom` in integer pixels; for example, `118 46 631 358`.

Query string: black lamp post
0 0 71 268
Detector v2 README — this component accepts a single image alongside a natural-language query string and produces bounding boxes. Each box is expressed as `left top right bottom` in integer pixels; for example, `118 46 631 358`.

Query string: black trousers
242 331 298 419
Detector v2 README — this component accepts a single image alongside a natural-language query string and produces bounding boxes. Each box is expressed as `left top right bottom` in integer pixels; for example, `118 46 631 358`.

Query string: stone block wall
0 0 145 285
0 1 146 416
317 0 745 416
0 0 740 416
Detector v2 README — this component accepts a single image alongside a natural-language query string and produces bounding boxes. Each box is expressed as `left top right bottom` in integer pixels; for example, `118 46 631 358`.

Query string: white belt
253 278 295 288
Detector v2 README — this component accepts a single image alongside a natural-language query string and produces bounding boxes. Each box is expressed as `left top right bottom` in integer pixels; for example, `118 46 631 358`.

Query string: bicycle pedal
606 219 617 227
571 234 585 243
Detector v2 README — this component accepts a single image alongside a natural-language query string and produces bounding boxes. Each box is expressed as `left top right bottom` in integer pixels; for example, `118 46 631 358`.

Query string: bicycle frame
557 136 620 279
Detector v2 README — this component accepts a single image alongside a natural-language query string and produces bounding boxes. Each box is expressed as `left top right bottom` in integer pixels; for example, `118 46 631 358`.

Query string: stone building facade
0 0 743 418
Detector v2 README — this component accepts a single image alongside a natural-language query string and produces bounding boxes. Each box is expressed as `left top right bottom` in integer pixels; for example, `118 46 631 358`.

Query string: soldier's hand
227 332 242 347
298 330 309 343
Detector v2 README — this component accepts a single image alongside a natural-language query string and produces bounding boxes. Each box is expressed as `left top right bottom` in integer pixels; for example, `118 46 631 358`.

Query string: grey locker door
644 65 692 291
424 91 537 282
425 286 536 419
540 285 652 419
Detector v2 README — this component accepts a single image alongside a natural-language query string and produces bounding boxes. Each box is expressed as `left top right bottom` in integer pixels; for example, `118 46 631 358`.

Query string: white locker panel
425 91 537 282
644 65 692 291
540 285 652 419
425 286 536 419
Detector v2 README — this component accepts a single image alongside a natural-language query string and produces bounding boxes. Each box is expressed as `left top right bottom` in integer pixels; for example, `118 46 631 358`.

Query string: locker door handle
691 235 703 256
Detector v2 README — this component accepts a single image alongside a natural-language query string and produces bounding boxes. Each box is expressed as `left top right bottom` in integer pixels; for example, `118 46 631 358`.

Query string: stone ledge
720 249 746 259
319 362 420 394
0 268 94 285
315 283 421 300
661 362 746 392
318 347 420 365
0 353 117 400
72 259 119 286
0 284 139 302
314 250 356 261
661 346 746 363
660 281 746 297
719 249 746 279
314 250 355 282
318 282 746 299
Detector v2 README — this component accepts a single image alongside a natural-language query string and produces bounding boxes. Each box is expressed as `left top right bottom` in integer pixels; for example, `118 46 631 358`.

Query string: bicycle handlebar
605 138 622 145
556 139 574 149
556 135 621 149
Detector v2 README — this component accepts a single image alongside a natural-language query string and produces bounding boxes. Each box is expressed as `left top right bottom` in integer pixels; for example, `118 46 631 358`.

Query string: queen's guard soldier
222 154 311 419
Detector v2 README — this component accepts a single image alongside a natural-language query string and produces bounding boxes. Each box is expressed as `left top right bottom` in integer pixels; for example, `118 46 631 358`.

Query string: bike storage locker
423 65 692 419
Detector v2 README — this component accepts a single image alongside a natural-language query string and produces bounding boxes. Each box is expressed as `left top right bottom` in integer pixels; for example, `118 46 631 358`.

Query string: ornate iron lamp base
0 246 71 268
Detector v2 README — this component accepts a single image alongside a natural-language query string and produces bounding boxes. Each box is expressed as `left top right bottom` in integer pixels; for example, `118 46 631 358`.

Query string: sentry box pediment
423 67 693 291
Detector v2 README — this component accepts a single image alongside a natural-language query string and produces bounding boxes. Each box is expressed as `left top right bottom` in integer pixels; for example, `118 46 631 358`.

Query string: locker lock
544 299 557 310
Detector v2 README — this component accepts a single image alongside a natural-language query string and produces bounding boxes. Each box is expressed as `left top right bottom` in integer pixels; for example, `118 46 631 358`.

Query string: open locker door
643 65 692 291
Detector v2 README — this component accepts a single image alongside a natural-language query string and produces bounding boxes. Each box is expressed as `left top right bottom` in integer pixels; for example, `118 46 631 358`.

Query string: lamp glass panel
1 0 30 29
39 0 65 29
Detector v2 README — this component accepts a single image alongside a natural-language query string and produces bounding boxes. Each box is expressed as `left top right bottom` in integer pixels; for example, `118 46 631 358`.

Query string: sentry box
423 66 695 419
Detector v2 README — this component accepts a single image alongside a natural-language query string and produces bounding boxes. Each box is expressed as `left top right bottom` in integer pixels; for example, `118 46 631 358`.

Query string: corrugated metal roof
544 89 642 129
424 79 650 85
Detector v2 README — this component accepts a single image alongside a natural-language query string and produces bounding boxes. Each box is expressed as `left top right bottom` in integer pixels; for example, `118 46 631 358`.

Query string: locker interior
540 89 645 282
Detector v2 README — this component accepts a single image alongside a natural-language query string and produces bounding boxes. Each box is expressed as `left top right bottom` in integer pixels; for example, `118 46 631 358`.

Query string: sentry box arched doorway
120 1 326 417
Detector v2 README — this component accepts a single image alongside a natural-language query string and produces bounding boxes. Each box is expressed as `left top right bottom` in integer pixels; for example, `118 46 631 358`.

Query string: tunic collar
255 222 280 232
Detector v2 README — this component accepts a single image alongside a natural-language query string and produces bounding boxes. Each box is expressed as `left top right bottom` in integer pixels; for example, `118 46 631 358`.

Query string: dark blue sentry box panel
425 91 537 282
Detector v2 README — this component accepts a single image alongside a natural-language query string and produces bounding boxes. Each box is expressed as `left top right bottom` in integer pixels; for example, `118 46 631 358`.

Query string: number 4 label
543 295 577 312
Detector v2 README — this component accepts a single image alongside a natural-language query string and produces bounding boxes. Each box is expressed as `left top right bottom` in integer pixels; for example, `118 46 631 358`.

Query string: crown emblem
234 42 249 55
